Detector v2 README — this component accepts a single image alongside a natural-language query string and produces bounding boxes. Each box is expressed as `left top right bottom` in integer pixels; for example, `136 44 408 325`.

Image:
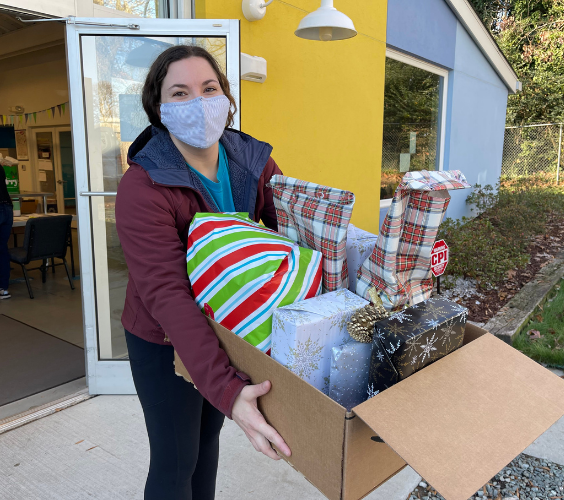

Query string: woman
115 45 290 500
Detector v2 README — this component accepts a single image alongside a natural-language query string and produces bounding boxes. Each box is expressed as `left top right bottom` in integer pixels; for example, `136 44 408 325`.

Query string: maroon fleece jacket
115 157 282 418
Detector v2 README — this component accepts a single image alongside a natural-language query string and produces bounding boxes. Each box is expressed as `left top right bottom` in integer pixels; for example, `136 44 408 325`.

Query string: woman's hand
232 380 291 460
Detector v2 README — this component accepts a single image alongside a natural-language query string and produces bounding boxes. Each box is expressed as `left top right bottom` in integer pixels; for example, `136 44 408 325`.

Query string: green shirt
187 143 235 212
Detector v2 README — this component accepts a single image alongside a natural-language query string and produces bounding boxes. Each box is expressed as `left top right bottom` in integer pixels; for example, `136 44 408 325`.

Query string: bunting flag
0 102 69 127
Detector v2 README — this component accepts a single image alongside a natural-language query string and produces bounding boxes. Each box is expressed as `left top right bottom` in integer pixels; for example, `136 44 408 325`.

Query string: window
380 49 448 200
93 0 169 18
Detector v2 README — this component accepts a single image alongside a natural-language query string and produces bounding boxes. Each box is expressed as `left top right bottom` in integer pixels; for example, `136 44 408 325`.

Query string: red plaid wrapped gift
269 175 355 293
356 170 471 310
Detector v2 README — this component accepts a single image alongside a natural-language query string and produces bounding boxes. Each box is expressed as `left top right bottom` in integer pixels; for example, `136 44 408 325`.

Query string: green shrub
438 177 564 289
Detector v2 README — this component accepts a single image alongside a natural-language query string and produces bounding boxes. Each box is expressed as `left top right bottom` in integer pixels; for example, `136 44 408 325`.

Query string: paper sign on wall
409 132 417 154
15 130 29 160
38 159 53 171
38 171 47 182
399 153 411 172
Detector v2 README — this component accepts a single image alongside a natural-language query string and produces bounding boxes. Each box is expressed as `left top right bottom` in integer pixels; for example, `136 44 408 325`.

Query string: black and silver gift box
367 297 469 398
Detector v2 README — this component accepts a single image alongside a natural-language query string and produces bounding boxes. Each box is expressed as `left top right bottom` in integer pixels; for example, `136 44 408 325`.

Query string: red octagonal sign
431 239 449 277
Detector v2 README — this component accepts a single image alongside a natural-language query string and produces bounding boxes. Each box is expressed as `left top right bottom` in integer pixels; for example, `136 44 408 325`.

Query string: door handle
80 192 117 196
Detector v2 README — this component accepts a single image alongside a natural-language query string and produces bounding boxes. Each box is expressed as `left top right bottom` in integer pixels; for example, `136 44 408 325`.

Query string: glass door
65 18 240 394
58 129 76 214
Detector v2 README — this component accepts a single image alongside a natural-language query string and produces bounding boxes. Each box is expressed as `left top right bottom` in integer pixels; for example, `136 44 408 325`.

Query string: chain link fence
502 123 563 183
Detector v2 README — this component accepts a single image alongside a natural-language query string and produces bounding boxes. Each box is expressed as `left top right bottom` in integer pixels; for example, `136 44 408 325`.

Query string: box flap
352 333 564 500
175 318 347 500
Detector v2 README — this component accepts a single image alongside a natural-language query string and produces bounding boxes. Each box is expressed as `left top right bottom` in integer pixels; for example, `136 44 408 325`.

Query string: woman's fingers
251 431 281 460
242 380 271 401
232 380 291 460
257 422 291 457
246 428 279 459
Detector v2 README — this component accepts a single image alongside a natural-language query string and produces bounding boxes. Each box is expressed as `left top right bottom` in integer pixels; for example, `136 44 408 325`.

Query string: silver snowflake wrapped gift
345 224 379 294
368 297 468 395
271 289 369 395
328 339 373 411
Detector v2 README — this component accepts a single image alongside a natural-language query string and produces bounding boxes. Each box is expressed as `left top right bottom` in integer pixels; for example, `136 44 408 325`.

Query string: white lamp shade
295 0 357 41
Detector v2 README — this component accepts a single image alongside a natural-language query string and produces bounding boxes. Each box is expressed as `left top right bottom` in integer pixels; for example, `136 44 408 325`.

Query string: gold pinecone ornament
347 303 389 343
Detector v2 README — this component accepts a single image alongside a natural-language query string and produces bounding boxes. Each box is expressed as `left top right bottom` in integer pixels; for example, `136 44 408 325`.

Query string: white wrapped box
346 224 378 293
271 289 369 394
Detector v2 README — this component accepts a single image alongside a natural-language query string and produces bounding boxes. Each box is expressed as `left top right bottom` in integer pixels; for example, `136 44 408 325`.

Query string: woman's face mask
160 95 230 149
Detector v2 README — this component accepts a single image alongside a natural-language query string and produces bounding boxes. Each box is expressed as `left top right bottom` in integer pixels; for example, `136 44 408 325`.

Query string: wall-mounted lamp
242 0 274 22
295 0 356 41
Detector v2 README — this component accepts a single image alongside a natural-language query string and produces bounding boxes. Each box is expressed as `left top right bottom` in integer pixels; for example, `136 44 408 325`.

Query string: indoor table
9 192 54 214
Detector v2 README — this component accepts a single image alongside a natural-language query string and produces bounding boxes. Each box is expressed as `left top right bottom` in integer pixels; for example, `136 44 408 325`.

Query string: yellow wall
198 0 387 233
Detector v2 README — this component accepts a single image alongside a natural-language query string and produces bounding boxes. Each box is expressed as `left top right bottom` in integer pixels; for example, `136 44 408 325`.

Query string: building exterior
0 0 519 395
1 0 518 231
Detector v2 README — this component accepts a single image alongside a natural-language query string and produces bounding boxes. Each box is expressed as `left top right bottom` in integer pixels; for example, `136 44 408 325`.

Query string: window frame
380 49 449 208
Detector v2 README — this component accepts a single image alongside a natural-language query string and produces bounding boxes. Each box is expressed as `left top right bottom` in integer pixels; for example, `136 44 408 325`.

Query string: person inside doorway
0 165 13 300
115 45 291 500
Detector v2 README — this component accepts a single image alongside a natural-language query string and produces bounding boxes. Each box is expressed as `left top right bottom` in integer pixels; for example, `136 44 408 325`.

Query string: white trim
380 198 393 209
444 0 520 94
386 48 449 78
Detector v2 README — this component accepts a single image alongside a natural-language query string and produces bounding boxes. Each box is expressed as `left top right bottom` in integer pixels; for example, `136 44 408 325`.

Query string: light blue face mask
160 95 230 149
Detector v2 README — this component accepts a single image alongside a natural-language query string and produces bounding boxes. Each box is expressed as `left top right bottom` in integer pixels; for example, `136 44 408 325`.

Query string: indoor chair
9 215 75 299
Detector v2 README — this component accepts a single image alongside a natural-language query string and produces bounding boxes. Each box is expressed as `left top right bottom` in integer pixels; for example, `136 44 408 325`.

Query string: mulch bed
449 215 564 324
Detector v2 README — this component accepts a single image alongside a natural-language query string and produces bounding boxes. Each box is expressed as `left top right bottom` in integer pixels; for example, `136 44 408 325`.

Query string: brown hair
142 45 237 130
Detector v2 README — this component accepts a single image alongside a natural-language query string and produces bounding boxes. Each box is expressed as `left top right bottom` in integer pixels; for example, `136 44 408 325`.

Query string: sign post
431 239 449 294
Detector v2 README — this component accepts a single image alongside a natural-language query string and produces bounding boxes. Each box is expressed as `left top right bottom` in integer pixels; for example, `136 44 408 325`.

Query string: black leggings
125 330 225 500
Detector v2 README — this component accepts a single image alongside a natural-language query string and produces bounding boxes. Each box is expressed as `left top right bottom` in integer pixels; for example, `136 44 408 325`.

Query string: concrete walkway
0 391 562 500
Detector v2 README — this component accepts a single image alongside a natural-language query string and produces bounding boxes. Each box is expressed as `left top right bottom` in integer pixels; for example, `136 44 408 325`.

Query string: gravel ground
406 453 564 500
439 276 484 302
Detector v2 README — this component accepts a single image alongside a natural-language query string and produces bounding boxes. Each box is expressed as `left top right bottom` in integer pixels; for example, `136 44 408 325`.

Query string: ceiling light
295 0 357 42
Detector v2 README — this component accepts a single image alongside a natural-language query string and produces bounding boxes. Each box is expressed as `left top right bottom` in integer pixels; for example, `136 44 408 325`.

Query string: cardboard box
20 199 38 214
175 320 564 500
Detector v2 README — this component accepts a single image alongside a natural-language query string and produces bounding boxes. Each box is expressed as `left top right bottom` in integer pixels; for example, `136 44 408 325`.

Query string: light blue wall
443 23 509 221
379 0 510 229
386 0 457 68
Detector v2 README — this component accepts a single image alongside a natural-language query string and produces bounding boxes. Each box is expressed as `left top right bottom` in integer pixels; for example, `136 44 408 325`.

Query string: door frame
55 126 73 213
29 127 65 212
65 18 241 394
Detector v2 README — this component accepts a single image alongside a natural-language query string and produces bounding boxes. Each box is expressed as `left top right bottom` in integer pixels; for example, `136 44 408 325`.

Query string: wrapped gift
346 224 378 294
269 175 355 293
367 297 468 397
329 339 373 411
187 213 323 354
272 289 369 394
356 170 471 310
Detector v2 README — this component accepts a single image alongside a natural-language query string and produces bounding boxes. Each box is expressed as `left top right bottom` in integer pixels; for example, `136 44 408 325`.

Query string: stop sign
431 239 449 277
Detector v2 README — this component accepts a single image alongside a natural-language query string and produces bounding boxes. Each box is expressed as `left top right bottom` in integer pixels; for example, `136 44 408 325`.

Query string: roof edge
444 0 521 94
